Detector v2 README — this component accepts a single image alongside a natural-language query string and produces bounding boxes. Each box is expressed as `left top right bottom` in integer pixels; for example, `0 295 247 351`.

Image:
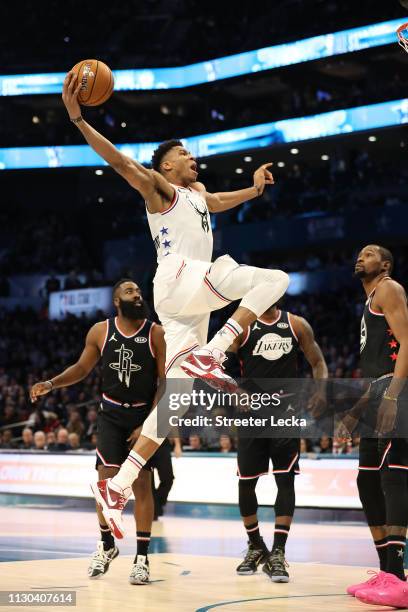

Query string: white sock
204 318 243 354
111 450 146 490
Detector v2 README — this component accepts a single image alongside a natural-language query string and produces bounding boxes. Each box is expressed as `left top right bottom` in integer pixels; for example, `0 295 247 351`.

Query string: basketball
71 59 114 106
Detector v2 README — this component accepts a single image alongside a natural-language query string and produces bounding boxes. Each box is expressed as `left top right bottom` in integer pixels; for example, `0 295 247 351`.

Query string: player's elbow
111 154 132 176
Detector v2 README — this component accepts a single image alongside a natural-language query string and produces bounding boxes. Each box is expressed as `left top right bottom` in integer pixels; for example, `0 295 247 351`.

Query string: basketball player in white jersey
63 71 289 538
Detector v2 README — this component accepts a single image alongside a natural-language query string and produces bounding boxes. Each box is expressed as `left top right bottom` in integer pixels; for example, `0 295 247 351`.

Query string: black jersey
360 283 400 379
101 317 157 405
237 310 299 379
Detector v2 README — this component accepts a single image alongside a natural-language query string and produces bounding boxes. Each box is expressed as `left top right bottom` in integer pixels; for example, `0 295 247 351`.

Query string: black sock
135 531 151 561
245 521 264 548
100 524 114 551
272 524 290 551
386 536 406 580
374 538 388 571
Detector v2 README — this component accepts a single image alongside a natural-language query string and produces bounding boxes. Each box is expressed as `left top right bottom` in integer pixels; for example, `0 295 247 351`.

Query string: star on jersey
160 227 169 235
109 344 141 388
398 548 405 558
162 240 171 248
109 333 118 342
253 322 261 330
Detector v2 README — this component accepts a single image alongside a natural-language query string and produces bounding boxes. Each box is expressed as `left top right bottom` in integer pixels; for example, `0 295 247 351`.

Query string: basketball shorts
95 400 152 470
358 374 408 470
237 437 300 479
153 252 278 376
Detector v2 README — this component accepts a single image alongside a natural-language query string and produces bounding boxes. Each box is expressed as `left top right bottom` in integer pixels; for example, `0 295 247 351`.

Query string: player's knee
98 465 119 480
356 470 375 502
238 478 258 516
381 468 408 526
274 472 295 516
253 268 289 292
381 466 407 492
357 470 385 524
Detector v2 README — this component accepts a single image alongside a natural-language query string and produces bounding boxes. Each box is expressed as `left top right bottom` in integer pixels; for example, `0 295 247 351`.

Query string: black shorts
237 437 300 479
359 438 408 470
358 375 408 470
95 400 152 470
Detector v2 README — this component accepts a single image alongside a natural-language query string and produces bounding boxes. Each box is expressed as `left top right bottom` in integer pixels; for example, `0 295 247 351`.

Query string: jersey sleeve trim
100 319 109 355
368 296 385 317
161 188 179 216
239 327 251 348
149 322 156 358
287 313 299 342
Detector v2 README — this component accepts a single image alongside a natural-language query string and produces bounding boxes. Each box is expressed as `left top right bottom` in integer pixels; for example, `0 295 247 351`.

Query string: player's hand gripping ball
71 59 114 106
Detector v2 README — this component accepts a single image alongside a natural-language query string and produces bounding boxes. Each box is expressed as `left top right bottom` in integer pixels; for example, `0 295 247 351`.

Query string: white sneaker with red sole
90 479 131 539
180 348 238 393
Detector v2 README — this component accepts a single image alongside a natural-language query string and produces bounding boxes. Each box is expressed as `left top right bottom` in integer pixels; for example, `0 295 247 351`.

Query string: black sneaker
262 548 289 582
236 541 268 575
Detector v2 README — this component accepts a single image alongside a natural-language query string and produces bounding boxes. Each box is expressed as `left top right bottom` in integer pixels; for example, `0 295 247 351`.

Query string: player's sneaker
356 572 408 607
262 548 290 583
90 479 131 539
346 570 385 596
129 555 150 585
236 541 269 575
87 541 119 579
180 348 238 393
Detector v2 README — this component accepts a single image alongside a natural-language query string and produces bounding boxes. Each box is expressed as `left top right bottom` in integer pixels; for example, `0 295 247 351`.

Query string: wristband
45 380 54 390
70 116 83 124
383 392 398 402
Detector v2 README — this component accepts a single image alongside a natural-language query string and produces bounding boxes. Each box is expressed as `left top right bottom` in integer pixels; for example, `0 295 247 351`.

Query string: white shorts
153 253 258 376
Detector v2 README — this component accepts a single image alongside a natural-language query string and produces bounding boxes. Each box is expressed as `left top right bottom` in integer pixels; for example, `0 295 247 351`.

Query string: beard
354 268 367 278
119 298 149 320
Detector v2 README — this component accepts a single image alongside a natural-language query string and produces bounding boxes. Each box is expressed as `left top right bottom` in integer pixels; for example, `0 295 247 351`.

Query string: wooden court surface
0 506 382 611
0 553 380 612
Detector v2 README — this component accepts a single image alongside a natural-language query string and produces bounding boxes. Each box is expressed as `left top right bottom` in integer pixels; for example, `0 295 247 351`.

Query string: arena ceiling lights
0 19 402 96
1 98 407 170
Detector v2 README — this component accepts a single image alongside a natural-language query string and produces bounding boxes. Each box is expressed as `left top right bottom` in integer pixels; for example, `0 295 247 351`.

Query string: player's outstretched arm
204 163 275 213
62 71 173 210
29 323 102 402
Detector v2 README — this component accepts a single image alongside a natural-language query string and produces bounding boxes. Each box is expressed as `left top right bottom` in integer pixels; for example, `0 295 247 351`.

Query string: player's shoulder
376 277 406 300
190 181 206 194
287 313 312 336
87 320 108 340
149 320 164 335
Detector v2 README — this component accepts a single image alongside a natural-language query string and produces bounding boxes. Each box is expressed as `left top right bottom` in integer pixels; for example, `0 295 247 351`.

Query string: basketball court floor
0 504 383 611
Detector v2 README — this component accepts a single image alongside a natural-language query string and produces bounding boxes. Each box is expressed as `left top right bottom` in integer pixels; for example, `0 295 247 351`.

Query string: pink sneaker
346 570 386 596
180 349 238 393
356 572 408 607
90 479 131 539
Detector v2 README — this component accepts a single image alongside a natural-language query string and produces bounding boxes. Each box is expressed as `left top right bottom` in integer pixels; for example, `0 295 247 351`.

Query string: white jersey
146 184 213 263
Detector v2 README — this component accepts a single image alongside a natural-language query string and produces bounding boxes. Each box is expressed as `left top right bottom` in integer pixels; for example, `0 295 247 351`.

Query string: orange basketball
71 59 114 107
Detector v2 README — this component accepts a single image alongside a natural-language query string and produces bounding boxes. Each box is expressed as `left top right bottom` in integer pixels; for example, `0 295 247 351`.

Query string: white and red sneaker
90 479 131 539
180 348 238 393
356 572 408 607
346 570 385 596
